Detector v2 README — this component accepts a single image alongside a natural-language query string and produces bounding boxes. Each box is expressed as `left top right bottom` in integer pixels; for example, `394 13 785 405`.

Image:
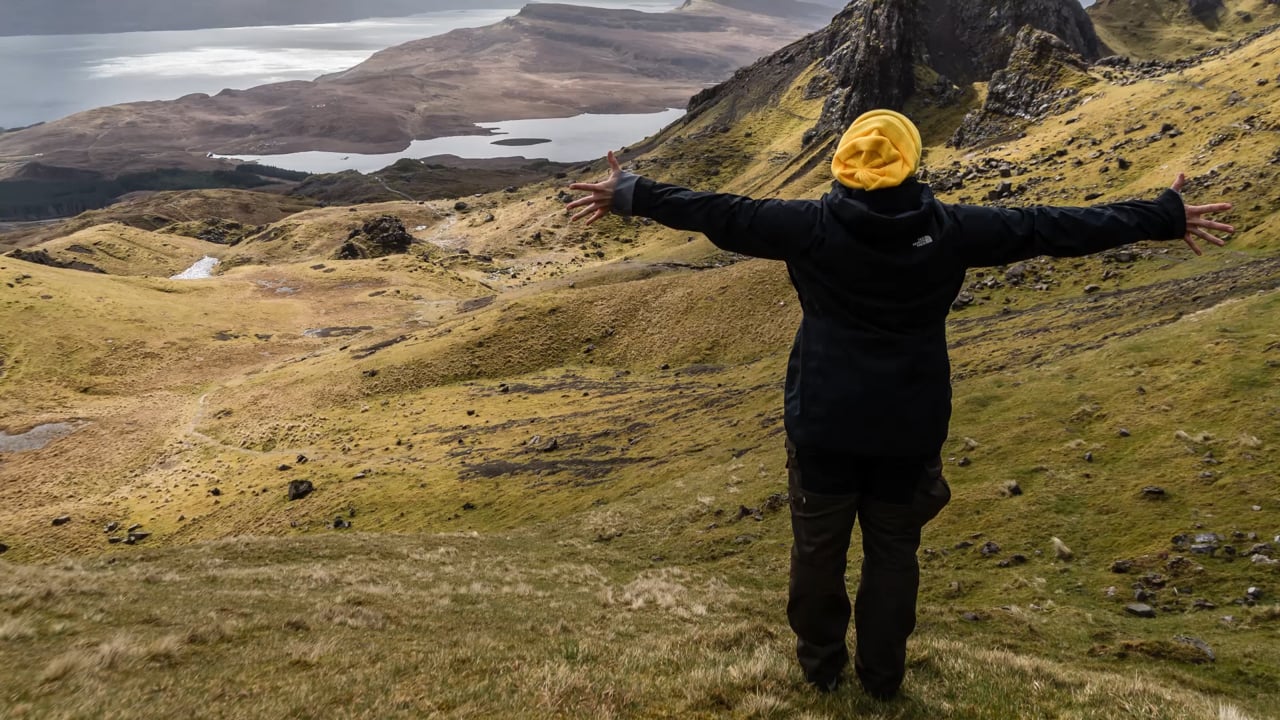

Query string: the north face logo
914 235 934 248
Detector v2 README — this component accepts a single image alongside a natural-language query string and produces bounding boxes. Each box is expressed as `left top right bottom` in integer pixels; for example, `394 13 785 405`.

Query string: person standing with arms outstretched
567 110 1234 699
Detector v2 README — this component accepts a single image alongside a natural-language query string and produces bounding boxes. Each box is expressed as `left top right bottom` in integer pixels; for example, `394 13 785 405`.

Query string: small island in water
491 138 553 147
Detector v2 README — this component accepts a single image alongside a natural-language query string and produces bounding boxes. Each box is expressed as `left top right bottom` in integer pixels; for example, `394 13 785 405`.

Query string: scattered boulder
997 554 1029 567
296 454 309 465
1125 603 1157 618
277 464 292 472
1001 480 1023 497
979 541 1002 557
1190 533 1222 556
0 542 8 554
105 521 119 533
209 487 222 497
1052 537 1074 561
1141 486 1167 499
1173 635 1216 663
1246 543 1274 557
125 531 150 545
333 517 352 530
462 502 477 511
1111 559 1133 573
52 515 72 527
287 480 315 501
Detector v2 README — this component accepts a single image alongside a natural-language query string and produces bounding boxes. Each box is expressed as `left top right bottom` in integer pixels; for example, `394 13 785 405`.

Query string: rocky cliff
687 0 1106 147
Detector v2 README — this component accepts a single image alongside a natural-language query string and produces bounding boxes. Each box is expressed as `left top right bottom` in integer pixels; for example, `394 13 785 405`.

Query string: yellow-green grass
23 223 223 277
2 16 1280 719
1089 0 1280 60
1 530 1275 719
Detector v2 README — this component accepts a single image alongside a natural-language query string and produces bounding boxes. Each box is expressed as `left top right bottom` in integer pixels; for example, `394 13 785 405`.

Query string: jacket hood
822 178 937 242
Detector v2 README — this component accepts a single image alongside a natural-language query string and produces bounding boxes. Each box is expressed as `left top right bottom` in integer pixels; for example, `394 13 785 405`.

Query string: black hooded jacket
612 174 1187 455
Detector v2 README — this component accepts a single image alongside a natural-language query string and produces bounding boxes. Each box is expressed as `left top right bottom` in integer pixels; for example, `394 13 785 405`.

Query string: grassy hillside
0 189 318 251
1 7 1278 718
1088 0 1280 59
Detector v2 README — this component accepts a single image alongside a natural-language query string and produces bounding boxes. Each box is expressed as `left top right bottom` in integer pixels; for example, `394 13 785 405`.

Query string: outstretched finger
1188 218 1235 233
1188 202 1233 214
1191 227 1226 247
569 182 607 193
1172 173 1187 193
585 208 607 226
608 151 623 175
565 196 596 210
571 206 599 223
1183 235 1204 256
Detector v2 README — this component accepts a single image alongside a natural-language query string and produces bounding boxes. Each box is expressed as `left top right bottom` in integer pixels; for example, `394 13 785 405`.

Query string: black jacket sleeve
613 173 822 261
947 189 1187 268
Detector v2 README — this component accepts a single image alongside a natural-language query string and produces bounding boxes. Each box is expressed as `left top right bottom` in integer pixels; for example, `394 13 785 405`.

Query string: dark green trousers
785 441 951 698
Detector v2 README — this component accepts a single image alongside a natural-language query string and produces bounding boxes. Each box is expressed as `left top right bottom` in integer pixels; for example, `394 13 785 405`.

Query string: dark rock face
806 0 920 140
334 216 414 260
949 27 1094 148
683 0 1104 151
287 480 315 501
921 0 1104 83
1188 0 1225 23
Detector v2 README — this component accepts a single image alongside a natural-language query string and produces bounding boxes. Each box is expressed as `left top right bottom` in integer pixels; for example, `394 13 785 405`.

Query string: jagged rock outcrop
949 27 1095 148
685 0 1107 149
334 216 415 260
805 0 919 141
920 0 1104 83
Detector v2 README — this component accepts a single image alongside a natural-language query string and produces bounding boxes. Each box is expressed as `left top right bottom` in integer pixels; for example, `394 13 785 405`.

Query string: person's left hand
1172 173 1234 256
567 151 624 224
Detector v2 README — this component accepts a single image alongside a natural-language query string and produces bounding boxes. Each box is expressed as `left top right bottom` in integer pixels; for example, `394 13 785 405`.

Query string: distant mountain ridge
0 0 833 220
1 0 526 36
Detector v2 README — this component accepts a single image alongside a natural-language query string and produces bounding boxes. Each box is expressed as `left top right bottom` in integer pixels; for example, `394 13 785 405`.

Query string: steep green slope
1089 0 1280 59
1 1 1278 717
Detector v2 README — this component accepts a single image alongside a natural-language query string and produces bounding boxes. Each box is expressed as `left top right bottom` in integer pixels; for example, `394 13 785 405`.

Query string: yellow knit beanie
831 109 923 191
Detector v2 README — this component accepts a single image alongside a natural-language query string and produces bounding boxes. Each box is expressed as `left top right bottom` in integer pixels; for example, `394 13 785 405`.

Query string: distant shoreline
0 0 529 37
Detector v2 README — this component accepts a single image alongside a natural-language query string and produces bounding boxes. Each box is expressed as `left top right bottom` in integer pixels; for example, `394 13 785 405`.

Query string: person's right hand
1172 173 1234 256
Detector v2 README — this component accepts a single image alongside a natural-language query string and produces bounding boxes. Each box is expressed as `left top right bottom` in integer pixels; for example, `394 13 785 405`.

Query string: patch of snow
171 256 221 280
